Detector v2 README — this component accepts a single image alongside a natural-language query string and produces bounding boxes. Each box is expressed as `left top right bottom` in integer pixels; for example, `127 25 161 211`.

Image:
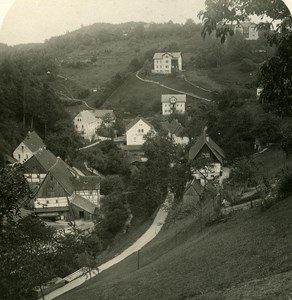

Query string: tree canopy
199 0 292 117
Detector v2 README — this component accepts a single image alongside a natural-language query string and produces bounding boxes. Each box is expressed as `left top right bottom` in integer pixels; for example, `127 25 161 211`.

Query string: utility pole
137 250 140 270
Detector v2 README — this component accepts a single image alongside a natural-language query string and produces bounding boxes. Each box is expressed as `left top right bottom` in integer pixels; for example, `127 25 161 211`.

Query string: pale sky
0 0 291 45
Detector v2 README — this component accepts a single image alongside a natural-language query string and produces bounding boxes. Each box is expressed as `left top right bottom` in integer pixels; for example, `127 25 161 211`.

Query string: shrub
277 169 292 200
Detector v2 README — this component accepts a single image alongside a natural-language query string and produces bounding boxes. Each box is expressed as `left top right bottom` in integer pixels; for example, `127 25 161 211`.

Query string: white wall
13 142 33 163
35 196 69 209
192 162 222 186
126 120 152 145
75 190 100 208
162 102 185 115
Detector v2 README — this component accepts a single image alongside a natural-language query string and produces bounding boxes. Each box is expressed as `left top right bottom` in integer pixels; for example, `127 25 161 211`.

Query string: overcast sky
0 0 206 45
0 0 291 45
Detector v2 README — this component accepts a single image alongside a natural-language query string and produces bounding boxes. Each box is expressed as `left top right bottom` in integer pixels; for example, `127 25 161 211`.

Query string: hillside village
0 1 292 299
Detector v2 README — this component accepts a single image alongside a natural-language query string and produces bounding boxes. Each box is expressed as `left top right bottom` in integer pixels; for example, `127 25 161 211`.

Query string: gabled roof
92 110 115 119
153 52 182 59
48 158 76 195
24 149 57 172
161 94 186 103
74 110 96 124
189 132 225 163
185 179 204 196
22 131 45 153
72 176 100 190
125 117 155 132
162 119 185 137
71 195 96 214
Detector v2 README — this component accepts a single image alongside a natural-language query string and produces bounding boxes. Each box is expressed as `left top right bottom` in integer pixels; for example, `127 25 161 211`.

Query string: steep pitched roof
185 179 204 196
92 110 115 119
72 176 100 190
153 52 182 59
48 158 75 195
125 117 154 132
161 94 186 103
32 149 57 172
162 119 185 137
22 131 45 153
71 195 96 214
189 132 225 163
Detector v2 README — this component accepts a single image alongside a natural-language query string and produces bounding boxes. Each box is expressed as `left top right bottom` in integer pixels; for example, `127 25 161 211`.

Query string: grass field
57 196 292 300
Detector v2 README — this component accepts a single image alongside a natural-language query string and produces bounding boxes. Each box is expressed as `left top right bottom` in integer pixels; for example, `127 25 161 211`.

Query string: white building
234 22 259 40
73 110 115 140
13 131 46 164
125 117 155 146
153 52 182 74
161 94 186 116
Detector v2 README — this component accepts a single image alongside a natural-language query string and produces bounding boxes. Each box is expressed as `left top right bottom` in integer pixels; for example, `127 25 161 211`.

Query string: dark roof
125 117 154 132
162 119 185 137
71 195 96 214
189 132 225 163
72 176 100 190
26 149 57 172
34 207 69 213
23 131 45 153
185 179 204 196
48 158 76 195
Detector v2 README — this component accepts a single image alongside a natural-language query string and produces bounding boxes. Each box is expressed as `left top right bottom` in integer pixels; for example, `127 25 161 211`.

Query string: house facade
189 132 225 186
73 110 115 140
13 131 46 163
234 22 259 40
125 117 155 146
161 94 186 115
153 52 182 74
34 158 101 220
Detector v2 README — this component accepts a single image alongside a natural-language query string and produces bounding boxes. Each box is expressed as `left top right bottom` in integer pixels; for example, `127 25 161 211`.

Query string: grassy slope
58 197 292 300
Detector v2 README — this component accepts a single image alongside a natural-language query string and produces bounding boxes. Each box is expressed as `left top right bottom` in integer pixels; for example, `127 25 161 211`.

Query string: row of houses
13 131 101 221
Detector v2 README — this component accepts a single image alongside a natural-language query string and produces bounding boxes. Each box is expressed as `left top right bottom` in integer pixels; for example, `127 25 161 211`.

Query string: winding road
42 193 173 300
136 71 212 102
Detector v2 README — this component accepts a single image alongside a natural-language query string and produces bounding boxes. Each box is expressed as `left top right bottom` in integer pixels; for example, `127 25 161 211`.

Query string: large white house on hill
161 94 186 115
73 110 115 140
234 22 259 40
152 52 182 74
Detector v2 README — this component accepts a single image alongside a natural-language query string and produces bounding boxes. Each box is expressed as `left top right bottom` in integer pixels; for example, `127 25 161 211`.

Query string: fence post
137 250 140 270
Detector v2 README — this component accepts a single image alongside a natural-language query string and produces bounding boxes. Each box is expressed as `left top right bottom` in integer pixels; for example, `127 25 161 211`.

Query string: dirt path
42 193 173 300
136 72 212 102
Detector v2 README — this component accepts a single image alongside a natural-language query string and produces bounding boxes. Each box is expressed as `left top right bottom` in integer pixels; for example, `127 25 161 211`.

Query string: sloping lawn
58 196 292 300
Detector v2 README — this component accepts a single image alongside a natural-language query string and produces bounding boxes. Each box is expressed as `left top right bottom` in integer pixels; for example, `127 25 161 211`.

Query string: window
165 60 169 63
21 146 24 151
141 129 144 133
18 154 21 159
82 125 84 128
46 200 50 204
55 200 58 203
202 152 210 158
26 154 28 159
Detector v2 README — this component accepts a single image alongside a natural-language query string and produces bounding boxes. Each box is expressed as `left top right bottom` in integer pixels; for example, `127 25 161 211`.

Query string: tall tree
199 0 292 117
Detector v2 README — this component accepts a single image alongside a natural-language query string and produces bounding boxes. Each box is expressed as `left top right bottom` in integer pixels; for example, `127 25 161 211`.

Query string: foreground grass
58 196 292 300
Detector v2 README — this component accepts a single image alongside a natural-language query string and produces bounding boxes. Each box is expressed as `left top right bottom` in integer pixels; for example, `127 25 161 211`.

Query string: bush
277 169 292 200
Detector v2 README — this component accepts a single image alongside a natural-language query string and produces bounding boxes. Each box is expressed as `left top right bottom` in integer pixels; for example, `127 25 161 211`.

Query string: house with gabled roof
34 157 101 220
161 94 186 115
13 131 46 163
189 130 225 185
125 117 155 146
153 52 182 74
73 110 115 140
182 179 204 208
161 119 189 145
22 149 57 187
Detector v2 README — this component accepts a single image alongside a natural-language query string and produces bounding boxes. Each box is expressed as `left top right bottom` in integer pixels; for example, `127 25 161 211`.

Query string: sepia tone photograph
0 0 291 299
